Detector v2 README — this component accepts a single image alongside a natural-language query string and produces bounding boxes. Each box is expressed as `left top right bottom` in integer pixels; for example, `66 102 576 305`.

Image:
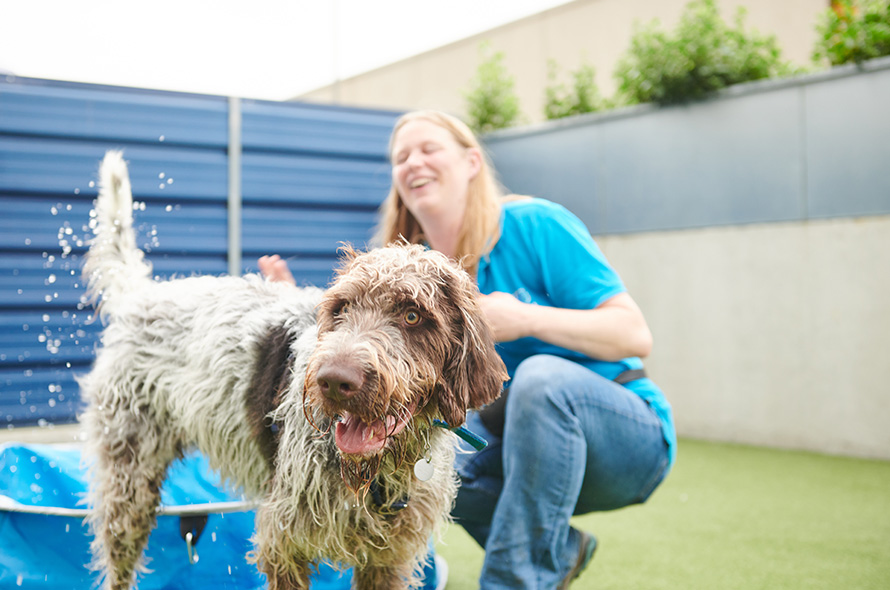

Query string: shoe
557 529 597 590
434 554 449 590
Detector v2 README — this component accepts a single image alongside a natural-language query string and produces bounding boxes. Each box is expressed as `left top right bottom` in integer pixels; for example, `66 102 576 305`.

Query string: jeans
453 355 670 589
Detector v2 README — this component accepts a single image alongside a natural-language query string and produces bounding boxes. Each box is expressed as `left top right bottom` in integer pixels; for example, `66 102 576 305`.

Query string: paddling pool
0 443 440 589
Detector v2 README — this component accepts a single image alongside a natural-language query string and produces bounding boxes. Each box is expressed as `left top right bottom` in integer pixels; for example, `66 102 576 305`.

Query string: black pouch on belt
476 368 647 439
477 387 509 438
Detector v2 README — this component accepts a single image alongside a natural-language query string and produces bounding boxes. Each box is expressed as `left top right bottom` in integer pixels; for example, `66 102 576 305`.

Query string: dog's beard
338 433 412 496
339 454 382 495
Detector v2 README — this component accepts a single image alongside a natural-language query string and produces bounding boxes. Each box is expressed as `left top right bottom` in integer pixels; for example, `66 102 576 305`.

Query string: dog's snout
316 363 364 401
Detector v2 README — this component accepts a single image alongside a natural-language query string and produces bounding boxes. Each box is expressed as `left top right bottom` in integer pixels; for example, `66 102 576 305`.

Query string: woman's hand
477 292 533 343
258 255 296 285
478 291 653 361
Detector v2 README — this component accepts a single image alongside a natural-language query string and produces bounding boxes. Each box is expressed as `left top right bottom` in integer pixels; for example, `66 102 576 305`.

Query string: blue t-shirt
477 198 676 464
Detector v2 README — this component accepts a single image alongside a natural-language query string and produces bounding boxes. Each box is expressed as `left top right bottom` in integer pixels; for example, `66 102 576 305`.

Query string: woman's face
391 119 481 222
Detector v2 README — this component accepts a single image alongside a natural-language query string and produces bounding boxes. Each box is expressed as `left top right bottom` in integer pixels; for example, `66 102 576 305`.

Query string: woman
262 110 676 589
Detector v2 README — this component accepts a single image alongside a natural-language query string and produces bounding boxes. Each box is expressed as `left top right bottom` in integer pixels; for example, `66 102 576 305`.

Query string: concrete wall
298 0 829 124
482 60 890 460
600 217 890 460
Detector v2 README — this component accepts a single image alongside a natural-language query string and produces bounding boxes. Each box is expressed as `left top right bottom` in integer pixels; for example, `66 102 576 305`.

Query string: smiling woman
372 110 677 590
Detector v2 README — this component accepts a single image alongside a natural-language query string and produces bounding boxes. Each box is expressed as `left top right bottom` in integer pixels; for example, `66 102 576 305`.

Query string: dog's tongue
334 413 407 456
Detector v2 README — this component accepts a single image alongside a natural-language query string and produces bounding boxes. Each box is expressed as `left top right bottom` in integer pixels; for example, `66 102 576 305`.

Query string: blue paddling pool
0 443 441 589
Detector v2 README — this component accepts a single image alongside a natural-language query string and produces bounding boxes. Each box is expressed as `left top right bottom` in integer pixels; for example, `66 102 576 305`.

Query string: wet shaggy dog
79 152 507 589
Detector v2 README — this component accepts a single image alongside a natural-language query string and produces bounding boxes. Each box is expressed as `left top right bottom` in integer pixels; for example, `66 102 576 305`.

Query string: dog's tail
82 151 153 320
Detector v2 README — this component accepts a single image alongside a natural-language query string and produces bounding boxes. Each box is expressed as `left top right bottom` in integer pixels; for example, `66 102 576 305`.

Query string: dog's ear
438 275 509 427
316 292 338 335
334 243 360 273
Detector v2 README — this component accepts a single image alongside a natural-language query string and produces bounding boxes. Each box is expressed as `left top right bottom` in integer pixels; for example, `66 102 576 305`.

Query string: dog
79 151 507 590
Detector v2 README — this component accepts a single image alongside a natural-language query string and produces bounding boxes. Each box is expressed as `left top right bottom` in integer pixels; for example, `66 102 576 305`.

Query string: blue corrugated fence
0 76 400 427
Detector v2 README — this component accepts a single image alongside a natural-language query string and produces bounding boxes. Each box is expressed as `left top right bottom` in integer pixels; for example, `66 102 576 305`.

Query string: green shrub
813 0 890 65
614 0 795 105
544 60 605 120
463 43 522 134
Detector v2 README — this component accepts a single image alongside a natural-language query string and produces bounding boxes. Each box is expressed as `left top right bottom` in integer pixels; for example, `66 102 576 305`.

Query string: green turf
435 439 890 589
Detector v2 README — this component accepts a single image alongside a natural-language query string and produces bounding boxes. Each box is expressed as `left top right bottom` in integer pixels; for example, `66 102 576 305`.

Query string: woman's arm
477 291 652 361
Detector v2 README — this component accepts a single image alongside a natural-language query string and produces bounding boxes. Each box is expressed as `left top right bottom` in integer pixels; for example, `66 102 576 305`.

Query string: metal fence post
227 96 242 277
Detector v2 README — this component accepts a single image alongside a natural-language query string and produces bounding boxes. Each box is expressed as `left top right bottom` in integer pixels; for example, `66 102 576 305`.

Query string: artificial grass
435 438 890 589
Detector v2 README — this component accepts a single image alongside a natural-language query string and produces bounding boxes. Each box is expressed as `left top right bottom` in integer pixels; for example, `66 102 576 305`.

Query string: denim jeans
453 354 671 589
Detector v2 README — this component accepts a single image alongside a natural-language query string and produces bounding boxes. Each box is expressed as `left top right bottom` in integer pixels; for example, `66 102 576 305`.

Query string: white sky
1 0 572 100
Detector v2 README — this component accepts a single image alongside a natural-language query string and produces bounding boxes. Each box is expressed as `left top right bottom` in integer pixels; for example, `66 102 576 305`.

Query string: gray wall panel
597 88 804 232
805 65 890 218
489 122 605 233
485 57 890 235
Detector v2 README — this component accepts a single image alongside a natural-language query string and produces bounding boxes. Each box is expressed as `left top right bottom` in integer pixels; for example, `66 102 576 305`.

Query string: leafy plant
813 0 890 65
463 42 522 134
614 0 795 105
544 60 605 120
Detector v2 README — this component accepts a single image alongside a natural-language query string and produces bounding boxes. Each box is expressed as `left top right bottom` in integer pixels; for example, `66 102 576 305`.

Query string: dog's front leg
353 564 416 590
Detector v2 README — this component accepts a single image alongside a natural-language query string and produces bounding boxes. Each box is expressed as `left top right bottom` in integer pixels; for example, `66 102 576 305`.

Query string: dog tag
413 457 434 482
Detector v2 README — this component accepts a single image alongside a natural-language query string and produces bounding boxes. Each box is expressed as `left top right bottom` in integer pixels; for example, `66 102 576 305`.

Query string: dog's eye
335 302 350 317
403 308 422 326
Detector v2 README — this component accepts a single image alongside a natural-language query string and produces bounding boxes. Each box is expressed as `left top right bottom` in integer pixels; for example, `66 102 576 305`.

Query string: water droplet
74 188 80 195
159 172 166 179
159 135 165 142
50 206 59 215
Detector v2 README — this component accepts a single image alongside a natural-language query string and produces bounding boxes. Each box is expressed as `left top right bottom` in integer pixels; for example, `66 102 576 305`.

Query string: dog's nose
316 363 364 400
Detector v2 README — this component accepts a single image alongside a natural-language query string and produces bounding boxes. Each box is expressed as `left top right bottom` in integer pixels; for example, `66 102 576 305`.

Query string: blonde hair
374 110 503 276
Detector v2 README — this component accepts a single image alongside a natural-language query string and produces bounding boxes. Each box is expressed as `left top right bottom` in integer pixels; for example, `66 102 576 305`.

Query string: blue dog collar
432 419 488 451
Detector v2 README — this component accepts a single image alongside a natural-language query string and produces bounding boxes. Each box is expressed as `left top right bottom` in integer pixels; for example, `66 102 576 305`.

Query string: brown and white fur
79 151 507 590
